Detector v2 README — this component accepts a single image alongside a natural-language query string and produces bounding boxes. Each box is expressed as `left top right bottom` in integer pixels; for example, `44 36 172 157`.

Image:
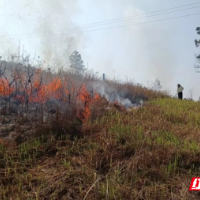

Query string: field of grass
1 97 200 199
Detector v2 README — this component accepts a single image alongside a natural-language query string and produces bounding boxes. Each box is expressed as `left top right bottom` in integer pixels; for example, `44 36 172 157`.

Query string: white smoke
88 80 145 108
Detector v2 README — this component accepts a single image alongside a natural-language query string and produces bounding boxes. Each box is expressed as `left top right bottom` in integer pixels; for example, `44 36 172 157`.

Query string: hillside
1 97 200 200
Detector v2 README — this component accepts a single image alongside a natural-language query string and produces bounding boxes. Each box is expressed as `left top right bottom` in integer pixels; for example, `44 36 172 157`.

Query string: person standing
177 84 184 100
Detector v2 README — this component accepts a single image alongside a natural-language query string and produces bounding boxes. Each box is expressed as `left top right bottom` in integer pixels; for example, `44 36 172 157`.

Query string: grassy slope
1 98 200 199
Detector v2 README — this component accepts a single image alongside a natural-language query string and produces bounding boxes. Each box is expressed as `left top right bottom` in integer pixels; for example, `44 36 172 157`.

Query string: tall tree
195 27 200 70
69 51 85 72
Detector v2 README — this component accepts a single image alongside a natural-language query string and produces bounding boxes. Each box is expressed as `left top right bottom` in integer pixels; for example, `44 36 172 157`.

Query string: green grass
1 98 200 199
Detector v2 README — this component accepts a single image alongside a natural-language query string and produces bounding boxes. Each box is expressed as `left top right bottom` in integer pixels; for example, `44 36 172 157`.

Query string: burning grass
0 98 200 199
0 59 197 199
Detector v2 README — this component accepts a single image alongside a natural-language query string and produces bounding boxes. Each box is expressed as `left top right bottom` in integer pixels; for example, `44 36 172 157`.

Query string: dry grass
1 95 200 199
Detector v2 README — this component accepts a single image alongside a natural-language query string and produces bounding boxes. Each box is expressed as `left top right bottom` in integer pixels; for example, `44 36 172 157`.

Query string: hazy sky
0 0 200 99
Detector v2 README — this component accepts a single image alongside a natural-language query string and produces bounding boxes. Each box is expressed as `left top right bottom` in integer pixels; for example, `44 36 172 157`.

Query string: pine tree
152 78 162 91
69 51 85 72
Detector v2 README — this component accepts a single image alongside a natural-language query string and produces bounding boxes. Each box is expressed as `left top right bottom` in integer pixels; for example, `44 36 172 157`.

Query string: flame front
0 72 100 123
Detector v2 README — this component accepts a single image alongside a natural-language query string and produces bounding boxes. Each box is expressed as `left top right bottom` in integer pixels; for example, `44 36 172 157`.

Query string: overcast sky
0 0 200 99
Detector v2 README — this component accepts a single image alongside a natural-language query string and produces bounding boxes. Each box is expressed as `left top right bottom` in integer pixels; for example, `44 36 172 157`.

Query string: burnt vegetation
0 56 199 200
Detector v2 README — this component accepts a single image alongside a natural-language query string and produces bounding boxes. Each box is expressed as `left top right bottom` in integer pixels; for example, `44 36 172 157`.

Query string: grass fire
0 57 200 200
1 0 200 198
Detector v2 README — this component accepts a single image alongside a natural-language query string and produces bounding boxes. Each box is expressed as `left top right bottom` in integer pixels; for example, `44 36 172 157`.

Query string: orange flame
0 73 100 122
0 78 14 96
77 84 100 122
